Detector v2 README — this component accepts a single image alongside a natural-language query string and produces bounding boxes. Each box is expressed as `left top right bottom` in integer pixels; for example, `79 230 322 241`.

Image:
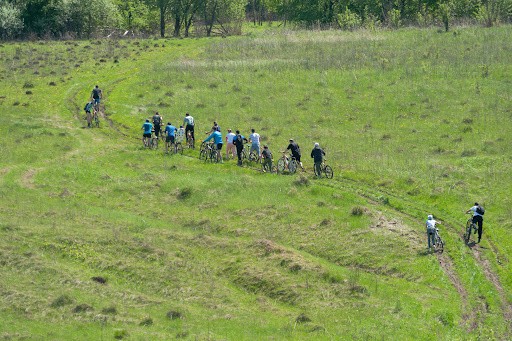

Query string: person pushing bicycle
466 202 484 243
311 142 326 177
426 214 440 251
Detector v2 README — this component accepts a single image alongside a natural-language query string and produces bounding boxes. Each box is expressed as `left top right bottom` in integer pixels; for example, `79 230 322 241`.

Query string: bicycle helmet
314 142 319 148
427 214 433 220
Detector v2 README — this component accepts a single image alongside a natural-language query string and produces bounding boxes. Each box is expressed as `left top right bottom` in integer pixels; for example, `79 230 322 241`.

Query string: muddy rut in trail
471 244 512 333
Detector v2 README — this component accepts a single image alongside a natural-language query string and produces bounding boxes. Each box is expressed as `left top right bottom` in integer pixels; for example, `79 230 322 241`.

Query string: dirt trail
472 244 512 332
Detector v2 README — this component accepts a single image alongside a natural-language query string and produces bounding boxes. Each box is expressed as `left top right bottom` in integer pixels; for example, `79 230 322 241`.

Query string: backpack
234 135 243 146
153 115 161 125
476 205 485 215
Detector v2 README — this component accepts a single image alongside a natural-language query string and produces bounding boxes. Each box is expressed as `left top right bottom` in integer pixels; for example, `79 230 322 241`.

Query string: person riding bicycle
164 122 177 153
286 138 304 170
249 128 261 160
203 129 223 162
232 130 248 166
466 202 484 243
311 142 326 177
142 119 153 147
261 145 273 172
183 112 195 142
225 128 236 159
152 112 163 137
91 85 102 107
84 100 94 128
426 214 440 251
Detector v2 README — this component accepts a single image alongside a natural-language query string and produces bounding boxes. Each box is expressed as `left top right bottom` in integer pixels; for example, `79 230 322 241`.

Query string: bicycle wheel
324 165 333 179
277 159 286 173
436 235 444 252
288 160 297 174
175 143 183 155
151 138 158 149
464 224 472 244
249 151 258 162
94 117 100 128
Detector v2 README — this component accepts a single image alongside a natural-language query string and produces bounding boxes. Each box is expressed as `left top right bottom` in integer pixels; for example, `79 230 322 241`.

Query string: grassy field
0 25 511 340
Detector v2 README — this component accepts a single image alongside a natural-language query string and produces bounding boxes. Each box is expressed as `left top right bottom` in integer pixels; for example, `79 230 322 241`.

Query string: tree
200 0 245 36
65 0 120 38
21 0 67 37
0 2 23 39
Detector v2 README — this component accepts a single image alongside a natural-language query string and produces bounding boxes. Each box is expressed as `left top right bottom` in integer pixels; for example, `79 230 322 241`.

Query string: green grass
0 26 511 339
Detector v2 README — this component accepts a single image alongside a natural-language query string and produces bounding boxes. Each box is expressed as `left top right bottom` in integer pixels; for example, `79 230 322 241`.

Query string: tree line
0 0 511 40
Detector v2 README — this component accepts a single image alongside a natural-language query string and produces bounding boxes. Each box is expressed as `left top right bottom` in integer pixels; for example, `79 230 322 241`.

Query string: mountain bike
434 228 444 252
261 158 276 173
166 140 183 155
199 141 210 160
241 144 258 163
187 132 195 149
149 132 159 150
314 160 333 179
277 152 297 174
464 214 478 244
92 110 100 128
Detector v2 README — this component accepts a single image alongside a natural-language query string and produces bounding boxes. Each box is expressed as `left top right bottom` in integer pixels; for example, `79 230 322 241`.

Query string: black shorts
217 143 223 150
166 136 175 143
292 154 301 162
143 133 151 138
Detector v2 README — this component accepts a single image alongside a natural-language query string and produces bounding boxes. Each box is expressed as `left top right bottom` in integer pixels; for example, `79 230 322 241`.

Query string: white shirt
249 132 260 145
184 116 194 126
176 128 185 142
226 132 236 144
470 206 483 217
426 219 437 231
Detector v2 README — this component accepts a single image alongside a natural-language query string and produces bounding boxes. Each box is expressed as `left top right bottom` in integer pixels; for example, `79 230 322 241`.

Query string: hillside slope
0 27 511 340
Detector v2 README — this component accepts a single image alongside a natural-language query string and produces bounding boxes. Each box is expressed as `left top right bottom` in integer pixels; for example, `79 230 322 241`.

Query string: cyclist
152 112 163 137
91 85 102 108
84 100 93 128
261 145 273 172
183 112 195 143
286 138 304 170
225 128 236 159
203 128 223 162
232 130 248 166
249 128 261 160
164 122 177 153
311 142 326 177
426 214 439 251
466 202 484 243
141 119 153 147
176 125 185 144
206 121 221 135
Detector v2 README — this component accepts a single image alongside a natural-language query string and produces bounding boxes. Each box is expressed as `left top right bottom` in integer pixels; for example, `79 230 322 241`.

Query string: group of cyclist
140 112 328 175
84 85 102 128
426 202 485 252
86 86 485 252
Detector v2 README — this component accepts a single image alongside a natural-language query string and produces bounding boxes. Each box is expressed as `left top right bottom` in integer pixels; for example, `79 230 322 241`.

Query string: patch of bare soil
20 168 38 189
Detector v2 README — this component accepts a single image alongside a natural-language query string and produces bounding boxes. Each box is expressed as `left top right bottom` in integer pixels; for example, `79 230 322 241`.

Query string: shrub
50 295 73 308
351 206 365 216
166 310 183 320
337 8 362 31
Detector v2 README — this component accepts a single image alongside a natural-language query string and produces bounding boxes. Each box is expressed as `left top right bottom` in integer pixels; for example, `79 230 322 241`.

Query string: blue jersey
204 131 223 144
165 125 176 137
142 122 153 134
